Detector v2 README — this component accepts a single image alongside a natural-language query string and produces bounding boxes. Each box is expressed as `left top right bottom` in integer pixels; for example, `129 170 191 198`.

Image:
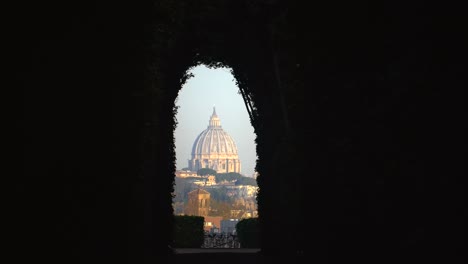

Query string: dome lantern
188 108 241 174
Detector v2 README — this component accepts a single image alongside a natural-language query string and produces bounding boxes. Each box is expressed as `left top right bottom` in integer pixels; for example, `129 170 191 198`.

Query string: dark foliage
205 186 232 203
236 218 260 248
197 168 217 176
215 172 245 182
234 177 257 186
19 0 463 263
172 215 205 248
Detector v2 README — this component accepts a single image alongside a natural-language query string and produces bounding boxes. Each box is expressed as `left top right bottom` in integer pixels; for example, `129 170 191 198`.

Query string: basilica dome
188 107 241 174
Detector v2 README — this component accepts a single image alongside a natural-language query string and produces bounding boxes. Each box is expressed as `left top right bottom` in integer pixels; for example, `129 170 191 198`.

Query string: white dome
188 107 241 173
191 109 238 155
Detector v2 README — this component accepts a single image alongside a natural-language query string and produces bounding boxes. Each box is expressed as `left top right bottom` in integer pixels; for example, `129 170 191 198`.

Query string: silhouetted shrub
172 215 205 248
236 217 260 248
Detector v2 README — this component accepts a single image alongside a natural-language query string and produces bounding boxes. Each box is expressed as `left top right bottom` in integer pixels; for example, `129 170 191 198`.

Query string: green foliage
197 168 217 176
236 218 260 248
206 186 232 202
216 172 243 182
173 177 196 203
184 177 204 181
208 200 234 219
235 177 258 186
215 172 257 186
172 215 205 248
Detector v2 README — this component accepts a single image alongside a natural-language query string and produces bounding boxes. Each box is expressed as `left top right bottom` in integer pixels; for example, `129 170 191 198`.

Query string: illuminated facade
188 107 241 173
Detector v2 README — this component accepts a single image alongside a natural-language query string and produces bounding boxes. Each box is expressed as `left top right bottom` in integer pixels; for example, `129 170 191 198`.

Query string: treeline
196 168 258 186
173 175 257 204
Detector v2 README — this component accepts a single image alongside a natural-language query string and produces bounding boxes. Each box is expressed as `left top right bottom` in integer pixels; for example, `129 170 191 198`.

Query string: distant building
230 209 242 218
185 188 210 217
204 175 216 186
204 216 223 233
221 219 239 234
188 107 241 173
175 170 198 178
192 175 216 186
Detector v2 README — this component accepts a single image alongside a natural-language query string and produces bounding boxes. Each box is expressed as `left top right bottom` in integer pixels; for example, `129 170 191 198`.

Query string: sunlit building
188 107 241 173
185 188 210 217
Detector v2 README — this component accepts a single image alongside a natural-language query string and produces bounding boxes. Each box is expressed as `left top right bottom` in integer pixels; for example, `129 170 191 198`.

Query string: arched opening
19 0 464 263
172 64 259 249
146 0 303 255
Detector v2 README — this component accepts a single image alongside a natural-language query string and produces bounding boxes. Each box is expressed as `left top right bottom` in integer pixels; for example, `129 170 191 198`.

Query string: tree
216 172 242 182
236 218 260 248
208 200 232 219
173 177 197 203
235 177 258 186
197 168 216 176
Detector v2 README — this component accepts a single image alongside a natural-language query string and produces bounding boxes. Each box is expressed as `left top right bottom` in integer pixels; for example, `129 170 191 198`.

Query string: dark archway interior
20 1 463 263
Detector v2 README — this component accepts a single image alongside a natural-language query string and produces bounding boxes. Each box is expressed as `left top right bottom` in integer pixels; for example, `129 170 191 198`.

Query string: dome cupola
188 107 241 174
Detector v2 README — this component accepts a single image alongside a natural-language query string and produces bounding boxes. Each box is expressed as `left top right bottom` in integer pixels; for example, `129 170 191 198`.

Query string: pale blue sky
174 64 257 177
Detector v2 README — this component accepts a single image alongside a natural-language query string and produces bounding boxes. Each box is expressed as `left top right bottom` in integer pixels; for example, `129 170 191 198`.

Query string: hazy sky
174 64 257 177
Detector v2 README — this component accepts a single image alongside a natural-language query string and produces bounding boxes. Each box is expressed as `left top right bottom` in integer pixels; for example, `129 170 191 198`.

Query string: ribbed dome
191 107 238 156
188 107 241 174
